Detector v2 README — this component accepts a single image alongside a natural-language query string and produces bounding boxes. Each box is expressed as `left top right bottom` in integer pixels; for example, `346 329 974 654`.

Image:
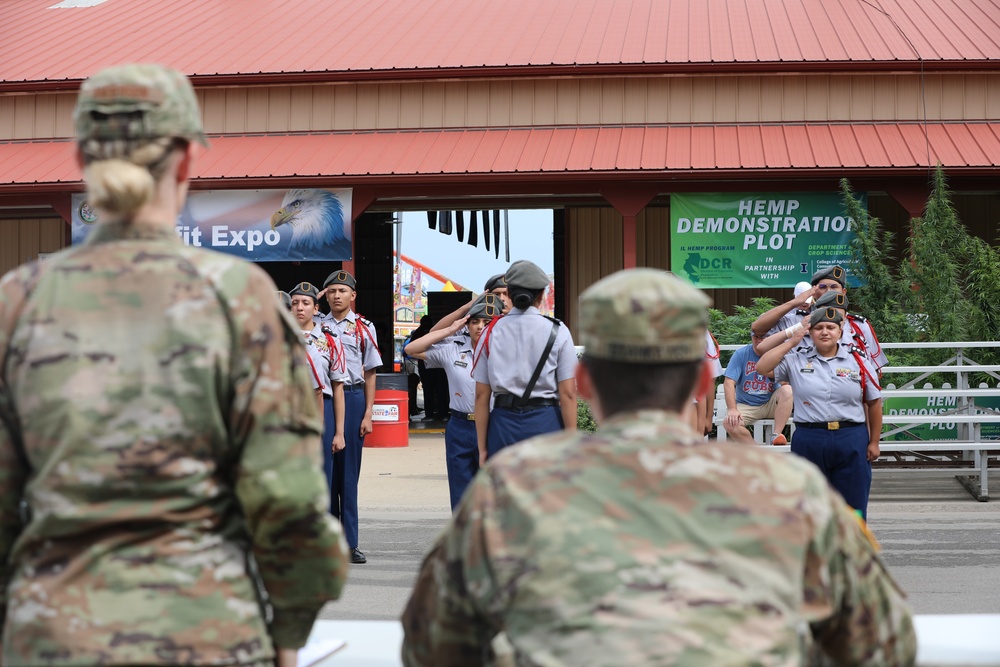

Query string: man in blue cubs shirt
722 333 793 445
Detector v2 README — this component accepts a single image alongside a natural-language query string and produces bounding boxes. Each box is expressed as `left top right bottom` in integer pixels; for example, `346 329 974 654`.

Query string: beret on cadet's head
813 290 849 310
289 281 320 301
323 270 357 289
809 307 845 328
579 268 710 363
484 274 507 292
504 260 550 290
276 290 292 309
74 63 209 147
469 293 503 320
811 265 847 287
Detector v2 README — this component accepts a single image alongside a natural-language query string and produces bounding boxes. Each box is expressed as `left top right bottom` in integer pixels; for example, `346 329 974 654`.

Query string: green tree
841 179 912 342
899 168 970 342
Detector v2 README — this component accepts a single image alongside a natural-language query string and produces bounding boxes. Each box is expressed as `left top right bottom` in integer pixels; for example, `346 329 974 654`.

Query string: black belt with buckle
795 421 865 430
449 409 475 421
493 394 560 410
343 382 365 392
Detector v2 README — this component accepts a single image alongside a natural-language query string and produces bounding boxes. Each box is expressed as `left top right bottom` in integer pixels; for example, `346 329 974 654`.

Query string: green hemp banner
670 192 866 288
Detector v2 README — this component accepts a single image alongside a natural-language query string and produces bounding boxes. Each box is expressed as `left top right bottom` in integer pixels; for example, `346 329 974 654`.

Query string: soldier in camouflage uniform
401 268 916 667
0 64 349 667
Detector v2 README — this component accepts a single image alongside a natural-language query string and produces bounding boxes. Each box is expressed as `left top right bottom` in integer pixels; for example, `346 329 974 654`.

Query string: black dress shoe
350 548 367 564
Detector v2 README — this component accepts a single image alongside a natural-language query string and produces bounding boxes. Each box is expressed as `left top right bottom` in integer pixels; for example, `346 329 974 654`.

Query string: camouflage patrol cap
323 270 356 290
579 269 710 363
809 307 845 327
505 260 549 290
469 293 503 319
484 274 507 291
276 290 292 309
811 265 847 287
74 63 209 147
814 290 849 310
289 281 320 301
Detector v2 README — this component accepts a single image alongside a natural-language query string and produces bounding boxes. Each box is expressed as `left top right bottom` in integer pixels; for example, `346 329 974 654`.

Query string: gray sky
396 210 554 292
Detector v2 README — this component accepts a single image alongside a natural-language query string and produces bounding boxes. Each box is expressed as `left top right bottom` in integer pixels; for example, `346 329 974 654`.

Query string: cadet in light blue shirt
406 294 503 510
318 270 382 565
473 260 577 463
756 307 883 519
290 282 348 517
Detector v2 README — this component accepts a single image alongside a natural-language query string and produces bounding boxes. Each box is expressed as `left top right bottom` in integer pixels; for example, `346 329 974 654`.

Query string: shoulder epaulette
541 315 562 326
848 313 868 324
849 344 869 358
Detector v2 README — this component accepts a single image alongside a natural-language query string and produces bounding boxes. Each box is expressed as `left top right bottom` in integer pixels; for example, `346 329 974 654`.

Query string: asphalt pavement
319 433 1000 621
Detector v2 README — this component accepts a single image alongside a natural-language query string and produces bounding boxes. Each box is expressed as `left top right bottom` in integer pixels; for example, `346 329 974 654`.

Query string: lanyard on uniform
304 347 324 388
850 348 881 398
320 326 348 374
471 315 504 372
346 313 380 359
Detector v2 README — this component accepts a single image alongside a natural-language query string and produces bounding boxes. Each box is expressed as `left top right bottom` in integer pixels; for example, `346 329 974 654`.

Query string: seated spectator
723 333 793 445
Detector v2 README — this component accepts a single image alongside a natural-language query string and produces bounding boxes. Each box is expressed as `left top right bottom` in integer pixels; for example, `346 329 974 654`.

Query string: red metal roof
3 0 999 87
3 122 998 190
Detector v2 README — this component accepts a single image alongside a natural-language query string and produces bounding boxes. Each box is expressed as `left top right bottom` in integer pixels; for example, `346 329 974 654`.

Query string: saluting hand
447 316 470 335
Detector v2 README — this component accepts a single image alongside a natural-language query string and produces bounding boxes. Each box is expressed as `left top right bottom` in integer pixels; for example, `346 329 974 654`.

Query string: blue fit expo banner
72 188 352 261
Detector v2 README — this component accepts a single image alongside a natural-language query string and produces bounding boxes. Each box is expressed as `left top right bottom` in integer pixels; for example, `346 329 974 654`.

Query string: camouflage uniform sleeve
401 470 509 666
802 475 917 666
0 267 33 630
229 267 349 649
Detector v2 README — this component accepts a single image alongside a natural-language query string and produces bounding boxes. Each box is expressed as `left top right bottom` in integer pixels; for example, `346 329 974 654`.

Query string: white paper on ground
297 638 347 667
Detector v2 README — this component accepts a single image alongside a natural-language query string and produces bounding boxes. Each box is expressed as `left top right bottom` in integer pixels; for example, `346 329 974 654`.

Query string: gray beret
504 260 549 290
276 290 292 309
484 274 507 291
813 290 849 311
469 293 504 319
809 307 845 328
323 270 357 289
289 281 320 301
811 265 846 287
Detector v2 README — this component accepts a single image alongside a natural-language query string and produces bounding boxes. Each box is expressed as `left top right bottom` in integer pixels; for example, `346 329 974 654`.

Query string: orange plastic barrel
366 373 409 448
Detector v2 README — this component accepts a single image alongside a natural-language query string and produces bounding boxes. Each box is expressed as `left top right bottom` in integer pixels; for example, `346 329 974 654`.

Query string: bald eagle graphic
270 189 349 257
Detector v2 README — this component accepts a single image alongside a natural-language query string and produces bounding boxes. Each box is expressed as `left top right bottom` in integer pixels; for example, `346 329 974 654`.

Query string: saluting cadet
406 293 503 510
756 307 883 520
289 282 349 514
752 265 847 338
473 260 577 464
483 273 512 312
813 290 888 369
319 270 381 564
